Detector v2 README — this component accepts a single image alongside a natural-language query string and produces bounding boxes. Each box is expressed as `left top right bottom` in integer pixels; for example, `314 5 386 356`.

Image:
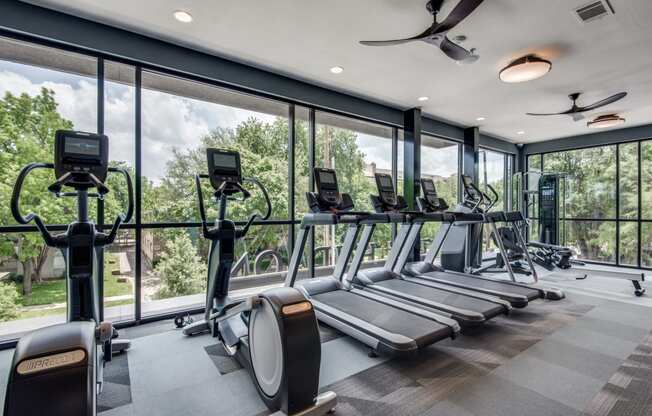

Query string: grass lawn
17 253 133 307
17 299 134 320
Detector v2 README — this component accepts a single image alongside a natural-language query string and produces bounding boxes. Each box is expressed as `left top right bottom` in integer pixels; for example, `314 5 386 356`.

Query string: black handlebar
11 162 134 248
195 174 272 239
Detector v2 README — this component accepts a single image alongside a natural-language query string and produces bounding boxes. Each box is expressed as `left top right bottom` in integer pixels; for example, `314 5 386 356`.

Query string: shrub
154 232 206 299
0 281 20 321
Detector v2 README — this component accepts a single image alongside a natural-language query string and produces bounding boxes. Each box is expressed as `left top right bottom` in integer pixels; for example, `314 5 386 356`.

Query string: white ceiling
24 0 652 143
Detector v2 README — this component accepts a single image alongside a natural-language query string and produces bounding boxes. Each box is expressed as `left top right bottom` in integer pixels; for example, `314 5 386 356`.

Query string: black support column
462 127 479 183
403 108 421 261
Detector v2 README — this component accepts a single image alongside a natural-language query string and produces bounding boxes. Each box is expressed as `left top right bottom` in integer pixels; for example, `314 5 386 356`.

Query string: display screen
212 152 238 170
423 180 435 191
319 171 336 185
461 175 473 187
378 175 393 189
64 137 100 156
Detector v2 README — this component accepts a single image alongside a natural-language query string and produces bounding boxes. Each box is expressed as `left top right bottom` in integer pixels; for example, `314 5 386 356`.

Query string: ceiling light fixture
587 114 625 129
173 10 193 23
330 66 344 74
418 96 429 102
499 55 551 83
476 117 486 121
517 130 525 135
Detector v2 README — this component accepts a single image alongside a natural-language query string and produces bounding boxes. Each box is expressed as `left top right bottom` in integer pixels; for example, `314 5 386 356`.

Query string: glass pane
104 61 136 226
140 225 288 317
564 220 616 263
478 149 505 211
103 229 136 323
619 221 638 266
141 70 290 223
0 232 66 341
421 135 459 206
619 143 638 220
0 37 98 226
528 154 542 172
543 146 616 219
641 141 652 219
397 130 404 197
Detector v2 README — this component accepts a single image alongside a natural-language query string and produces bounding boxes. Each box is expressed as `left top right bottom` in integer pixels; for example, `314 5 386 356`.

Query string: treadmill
343 173 511 327
284 168 460 357
400 177 562 306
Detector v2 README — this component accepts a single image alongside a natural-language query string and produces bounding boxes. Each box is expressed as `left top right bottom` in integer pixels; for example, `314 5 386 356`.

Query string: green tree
0 89 74 295
154 230 206 298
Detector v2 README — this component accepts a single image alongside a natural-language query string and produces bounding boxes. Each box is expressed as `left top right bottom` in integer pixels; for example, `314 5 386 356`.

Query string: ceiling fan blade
360 26 432 46
439 36 471 61
360 38 421 46
577 92 627 112
435 0 485 33
526 112 567 116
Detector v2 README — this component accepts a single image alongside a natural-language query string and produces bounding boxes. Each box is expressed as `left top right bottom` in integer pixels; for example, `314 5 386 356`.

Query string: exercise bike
176 148 336 416
4 130 133 416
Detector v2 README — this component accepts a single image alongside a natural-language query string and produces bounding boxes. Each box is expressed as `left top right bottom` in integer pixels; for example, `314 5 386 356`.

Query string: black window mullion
288 104 295 257
97 57 106 321
638 141 643 267
308 108 316 278
391 127 398 241
616 143 620 266
134 66 142 322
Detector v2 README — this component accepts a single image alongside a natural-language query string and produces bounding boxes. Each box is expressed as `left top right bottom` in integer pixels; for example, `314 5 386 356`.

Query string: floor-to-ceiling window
140 70 291 317
478 149 514 255
527 141 652 267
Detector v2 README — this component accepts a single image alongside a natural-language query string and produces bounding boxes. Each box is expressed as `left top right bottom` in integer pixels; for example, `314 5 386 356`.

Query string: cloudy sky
0 60 474 184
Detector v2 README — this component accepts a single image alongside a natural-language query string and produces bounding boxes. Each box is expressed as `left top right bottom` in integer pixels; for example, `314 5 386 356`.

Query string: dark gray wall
523 123 652 155
0 0 516 151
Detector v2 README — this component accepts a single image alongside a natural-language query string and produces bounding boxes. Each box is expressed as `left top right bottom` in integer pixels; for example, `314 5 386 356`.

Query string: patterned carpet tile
583 331 652 416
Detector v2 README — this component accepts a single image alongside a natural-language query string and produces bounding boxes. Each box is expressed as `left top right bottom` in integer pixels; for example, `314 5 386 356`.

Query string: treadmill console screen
206 148 242 190
314 168 340 204
54 130 109 183
374 173 397 206
420 179 439 205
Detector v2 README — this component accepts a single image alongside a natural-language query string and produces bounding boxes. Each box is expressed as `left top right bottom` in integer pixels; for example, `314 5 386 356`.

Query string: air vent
574 0 614 23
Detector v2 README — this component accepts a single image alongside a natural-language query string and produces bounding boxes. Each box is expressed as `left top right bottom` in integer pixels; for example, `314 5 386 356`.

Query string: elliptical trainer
4 130 133 416
177 148 336 416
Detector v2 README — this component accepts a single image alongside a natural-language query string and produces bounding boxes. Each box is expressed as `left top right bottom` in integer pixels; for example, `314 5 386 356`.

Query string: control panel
374 173 397 206
54 130 108 185
314 168 341 207
207 148 242 192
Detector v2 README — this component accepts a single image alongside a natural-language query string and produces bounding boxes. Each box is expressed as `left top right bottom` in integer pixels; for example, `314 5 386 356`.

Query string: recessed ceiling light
476 117 486 121
517 130 525 135
330 66 344 74
499 55 551 83
587 114 625 129
417 96 429 102
173 10 193 23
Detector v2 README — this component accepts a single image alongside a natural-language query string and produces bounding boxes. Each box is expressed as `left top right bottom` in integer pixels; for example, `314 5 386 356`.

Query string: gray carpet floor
1 276 650 416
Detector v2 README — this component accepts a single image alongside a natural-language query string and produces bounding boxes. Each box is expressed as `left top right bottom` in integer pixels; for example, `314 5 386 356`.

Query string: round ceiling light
173 10 193 23
587 114 625 129
499 55 551 83
417 96 429 102
330 66 344 74
517 130 525 135
476 116 486 121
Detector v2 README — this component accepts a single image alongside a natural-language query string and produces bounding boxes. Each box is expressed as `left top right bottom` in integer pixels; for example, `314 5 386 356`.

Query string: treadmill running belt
426 271 541 301
374 279 505 319
311 290 451 348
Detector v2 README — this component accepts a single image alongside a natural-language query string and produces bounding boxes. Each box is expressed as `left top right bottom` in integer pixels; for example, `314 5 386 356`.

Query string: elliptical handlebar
11 161 134 248
195 173 272 238
97 166 134 246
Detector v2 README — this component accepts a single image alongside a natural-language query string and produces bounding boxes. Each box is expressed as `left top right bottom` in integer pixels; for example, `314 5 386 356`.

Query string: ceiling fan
526 92 627 121
359 0 484 63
